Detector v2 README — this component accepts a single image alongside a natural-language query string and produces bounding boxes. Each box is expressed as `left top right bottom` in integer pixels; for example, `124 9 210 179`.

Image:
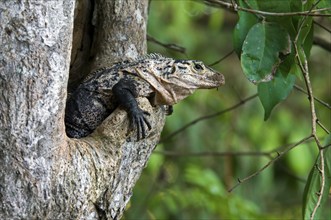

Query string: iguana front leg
112 78 152 141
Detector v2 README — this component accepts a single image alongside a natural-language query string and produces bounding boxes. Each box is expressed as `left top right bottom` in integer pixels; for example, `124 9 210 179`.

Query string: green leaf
316 0 331 23
294 0 313 58
258 71 295 120
241 22 291 83
303 135 331 219
297 17 313 47
185 165 226 196
252 0 297 36
233 0 258 56
289 0 304 32
293 1 313 48
317 0 331 20
317 0 331 9
302 23 314 58
256 0 292 13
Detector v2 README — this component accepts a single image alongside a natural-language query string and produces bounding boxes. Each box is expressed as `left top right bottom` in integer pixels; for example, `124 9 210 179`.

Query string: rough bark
0 0 163 219
69 0 94 90
0 0 74 217
90 0 148 69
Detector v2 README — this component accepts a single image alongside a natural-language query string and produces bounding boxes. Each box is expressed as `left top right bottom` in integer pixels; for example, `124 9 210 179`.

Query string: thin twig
147 35 186 54
313 36 331 52
230 0 238 11
294 4 323 145
314 20 331 33
201 0 331 17
293 2 326 218
322 143 331 150
227 135 313 193
154 150 270 157
156 138 317 158
311 148 325 219
208 50 234 66
316 119 330 134
294 85 331 110
159 94 258 143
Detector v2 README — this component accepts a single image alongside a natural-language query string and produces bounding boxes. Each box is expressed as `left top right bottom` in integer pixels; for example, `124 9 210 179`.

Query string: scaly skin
65 54 225 140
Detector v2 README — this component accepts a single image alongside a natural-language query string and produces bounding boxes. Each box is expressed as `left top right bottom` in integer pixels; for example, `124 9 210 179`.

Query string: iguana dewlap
65 54 225 140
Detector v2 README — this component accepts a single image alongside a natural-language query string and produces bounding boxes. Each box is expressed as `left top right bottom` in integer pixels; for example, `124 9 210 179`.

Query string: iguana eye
194 63 204 70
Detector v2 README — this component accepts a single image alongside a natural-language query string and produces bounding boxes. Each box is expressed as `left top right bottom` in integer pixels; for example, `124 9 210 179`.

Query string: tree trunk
0 0 163 219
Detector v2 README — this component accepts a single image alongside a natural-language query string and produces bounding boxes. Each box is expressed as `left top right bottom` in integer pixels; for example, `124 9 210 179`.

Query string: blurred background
124 1 331 219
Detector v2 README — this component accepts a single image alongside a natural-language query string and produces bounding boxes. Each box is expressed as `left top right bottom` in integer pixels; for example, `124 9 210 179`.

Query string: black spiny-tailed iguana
65 54 225 140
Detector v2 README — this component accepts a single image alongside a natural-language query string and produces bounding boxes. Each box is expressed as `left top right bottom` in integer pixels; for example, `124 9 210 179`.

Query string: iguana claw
131 110 151 141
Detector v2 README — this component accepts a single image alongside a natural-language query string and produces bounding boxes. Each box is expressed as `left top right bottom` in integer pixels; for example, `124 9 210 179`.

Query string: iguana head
170 60 225 89
135 55 225 105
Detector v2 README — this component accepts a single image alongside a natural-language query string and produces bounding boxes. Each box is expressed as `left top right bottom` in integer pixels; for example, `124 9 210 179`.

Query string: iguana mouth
208 72 225 85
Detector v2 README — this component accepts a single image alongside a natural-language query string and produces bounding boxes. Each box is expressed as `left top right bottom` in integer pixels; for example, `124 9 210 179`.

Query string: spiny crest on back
104 53 172 70
140 53 164 60
136 53 174 62
83 53 172 83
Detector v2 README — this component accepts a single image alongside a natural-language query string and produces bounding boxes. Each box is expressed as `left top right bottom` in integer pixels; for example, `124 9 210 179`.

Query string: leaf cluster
233 0 318 120
233 1 331 218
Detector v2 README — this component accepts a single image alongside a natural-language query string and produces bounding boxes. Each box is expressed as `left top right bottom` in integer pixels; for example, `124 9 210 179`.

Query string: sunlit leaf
241 22 291 83
258 71 295 120
303 135 331 219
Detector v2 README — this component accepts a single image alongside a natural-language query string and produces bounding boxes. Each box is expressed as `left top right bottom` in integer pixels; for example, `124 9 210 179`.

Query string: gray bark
0 0 163 219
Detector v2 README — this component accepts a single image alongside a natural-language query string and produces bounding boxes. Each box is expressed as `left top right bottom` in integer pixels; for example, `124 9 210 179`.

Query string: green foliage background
124 0 331 219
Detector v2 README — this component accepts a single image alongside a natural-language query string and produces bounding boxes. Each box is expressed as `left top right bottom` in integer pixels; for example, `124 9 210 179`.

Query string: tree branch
314 20 331 33
294 85 331 110
313 36 331 52
154 150 270 157
160 94 258 143
293 2 326 218
316 119 330 134
201 0 331 17
227 135 313 192
147 34 187 54
208 50 235 66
